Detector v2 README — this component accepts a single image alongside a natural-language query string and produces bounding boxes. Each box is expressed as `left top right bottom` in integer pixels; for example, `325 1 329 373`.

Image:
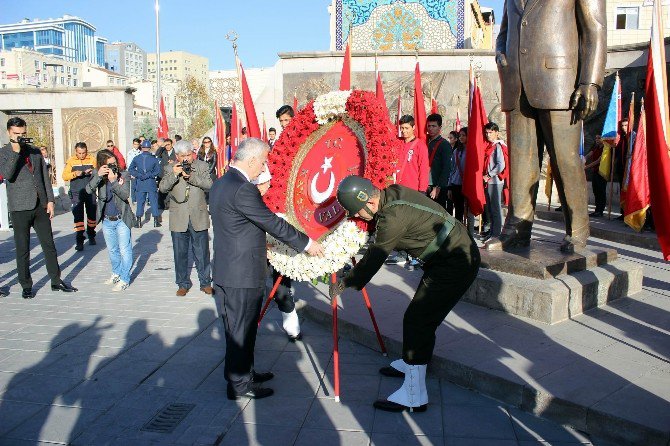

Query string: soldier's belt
418 219 454 262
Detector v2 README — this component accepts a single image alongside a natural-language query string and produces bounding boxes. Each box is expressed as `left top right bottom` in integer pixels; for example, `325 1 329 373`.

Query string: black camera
180 160 192 175
17 137 34 145
108 163 119 176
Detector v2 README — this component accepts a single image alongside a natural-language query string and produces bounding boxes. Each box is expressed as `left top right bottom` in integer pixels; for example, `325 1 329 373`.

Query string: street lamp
44 63 63 89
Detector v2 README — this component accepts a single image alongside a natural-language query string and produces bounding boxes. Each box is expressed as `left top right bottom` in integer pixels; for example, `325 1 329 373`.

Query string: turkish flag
339 42 351 90
644 0 670 260
623 105 649 232
231 102 239 159
376 71 391 128
214 101 227 177
413 62 426 141
157 95 169 139
239 63 261 138
462 81 488 216
431 98 438 114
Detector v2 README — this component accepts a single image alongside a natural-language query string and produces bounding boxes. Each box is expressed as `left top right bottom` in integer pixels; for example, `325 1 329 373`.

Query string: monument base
465 241 643 324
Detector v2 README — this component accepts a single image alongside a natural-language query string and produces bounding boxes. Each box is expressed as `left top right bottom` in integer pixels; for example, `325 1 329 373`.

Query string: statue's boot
560 224 589 254
485 220 532 251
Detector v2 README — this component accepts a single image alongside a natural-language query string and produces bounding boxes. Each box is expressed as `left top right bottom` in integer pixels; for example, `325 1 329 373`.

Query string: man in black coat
209 138 324 400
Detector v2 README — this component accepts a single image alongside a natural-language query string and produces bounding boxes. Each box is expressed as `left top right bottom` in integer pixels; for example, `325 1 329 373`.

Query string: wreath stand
258 257 387 402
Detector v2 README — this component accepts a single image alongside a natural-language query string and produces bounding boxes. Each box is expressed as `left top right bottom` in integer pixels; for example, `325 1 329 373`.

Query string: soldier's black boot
154 217 161 228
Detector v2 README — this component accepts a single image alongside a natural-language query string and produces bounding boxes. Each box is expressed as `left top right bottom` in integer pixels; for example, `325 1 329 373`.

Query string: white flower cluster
313 90 352 125
267 220 368 282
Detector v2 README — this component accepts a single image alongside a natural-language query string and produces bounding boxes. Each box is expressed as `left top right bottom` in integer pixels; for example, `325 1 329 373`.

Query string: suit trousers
11 202 61 289
215 284 264 393
403 223 480 365
272 269 295 313
592 172 607 213
505 90 588 239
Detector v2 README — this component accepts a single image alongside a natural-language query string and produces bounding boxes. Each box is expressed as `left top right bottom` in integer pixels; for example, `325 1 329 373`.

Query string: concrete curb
297 298 670 446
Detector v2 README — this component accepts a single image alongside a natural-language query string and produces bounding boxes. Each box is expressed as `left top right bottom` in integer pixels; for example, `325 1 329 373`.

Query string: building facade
147 51 209 87
105 41 147 80
329 0 494 51
0 15 107 65
0 48 82 89
81 63 128 88
607 0 670 47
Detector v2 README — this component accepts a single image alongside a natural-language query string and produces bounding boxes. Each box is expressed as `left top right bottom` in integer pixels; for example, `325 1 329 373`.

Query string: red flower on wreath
264 90 400 232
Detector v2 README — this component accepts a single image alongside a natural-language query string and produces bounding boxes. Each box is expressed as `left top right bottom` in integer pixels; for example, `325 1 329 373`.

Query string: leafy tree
139 116 156 140
176 75 213 139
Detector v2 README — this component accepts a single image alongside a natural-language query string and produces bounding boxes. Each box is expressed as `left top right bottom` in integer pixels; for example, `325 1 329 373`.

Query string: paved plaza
0 211 665 445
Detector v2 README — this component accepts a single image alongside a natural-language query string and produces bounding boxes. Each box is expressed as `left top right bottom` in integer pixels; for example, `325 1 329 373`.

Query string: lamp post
155 0 161 112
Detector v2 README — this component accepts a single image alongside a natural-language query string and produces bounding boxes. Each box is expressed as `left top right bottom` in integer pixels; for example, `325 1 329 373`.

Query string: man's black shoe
135 217 142 228
379 366 405 378
154 218 161 228
227 383 274 400
252 371 274 383
22 288 33 299
89 237 97 246
589 211 604 218
287 332 302 342
373 399 428 413
51 282 78 292
75 241 84 251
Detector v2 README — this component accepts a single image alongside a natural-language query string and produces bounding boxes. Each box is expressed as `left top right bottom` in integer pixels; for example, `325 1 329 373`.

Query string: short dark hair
174 134 182 141
268 127 276 133
426 114 442 127
276 105 294 119
96 149 116 168
75 142 87 150
241 127 247 135
449 130 459 140
106 139 114 144
7 117 26 130
151 139 158 144
484 122 499 132
164 138 173 144
399 115 415 126
132 138 141 144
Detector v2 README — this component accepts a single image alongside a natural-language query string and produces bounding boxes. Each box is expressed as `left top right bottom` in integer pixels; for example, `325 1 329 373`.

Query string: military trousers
402 223 480 365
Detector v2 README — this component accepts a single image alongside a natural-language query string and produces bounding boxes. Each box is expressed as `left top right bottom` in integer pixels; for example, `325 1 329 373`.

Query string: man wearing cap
128 140 161 228
331 176 480 412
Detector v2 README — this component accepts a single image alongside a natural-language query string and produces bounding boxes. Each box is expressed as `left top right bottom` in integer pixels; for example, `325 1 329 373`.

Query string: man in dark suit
0 117 78 298
487 0 606 253
209 138 324 400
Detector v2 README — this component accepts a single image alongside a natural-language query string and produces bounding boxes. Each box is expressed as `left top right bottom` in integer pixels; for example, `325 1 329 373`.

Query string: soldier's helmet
336 175 375 216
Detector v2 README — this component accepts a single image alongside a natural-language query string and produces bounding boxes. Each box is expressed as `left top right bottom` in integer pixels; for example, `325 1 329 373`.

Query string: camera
180 160 192 175
108 163 119 176
18 137 34 145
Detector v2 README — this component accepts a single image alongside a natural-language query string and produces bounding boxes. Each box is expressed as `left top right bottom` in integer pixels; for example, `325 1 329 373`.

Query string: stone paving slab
295 217 670 446
0 213 652 445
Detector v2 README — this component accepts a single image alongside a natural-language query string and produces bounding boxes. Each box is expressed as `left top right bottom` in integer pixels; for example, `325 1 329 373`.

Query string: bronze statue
486 0 607 253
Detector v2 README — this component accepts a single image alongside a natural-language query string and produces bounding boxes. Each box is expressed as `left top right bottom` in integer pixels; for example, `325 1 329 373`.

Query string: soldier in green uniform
331 176 480 412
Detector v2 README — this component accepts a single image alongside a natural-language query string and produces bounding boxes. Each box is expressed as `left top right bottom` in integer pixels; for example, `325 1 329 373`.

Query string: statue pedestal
465 241 643 324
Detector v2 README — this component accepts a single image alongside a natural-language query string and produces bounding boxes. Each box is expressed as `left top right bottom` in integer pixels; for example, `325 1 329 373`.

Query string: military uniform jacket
158 160 212 233
343 185 459 290
0 143 54 212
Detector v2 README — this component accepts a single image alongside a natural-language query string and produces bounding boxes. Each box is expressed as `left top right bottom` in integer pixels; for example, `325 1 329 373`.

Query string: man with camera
62 142 98 251
159 140 213 296
0 117 77 298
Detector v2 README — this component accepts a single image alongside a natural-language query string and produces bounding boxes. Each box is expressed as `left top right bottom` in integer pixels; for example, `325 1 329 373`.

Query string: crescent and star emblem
310 156 335 204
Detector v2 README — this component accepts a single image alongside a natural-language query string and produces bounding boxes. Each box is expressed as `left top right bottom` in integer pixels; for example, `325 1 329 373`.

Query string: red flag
431 97 438 114
375 71 390 123
413 62 427 142
624 102 649 232
644 0 670 260
339 42 351 90
462 81 488 216
231 102 239 159
455 109 461 131
214 101 227 177
293 92 298 112
239 63 261 138
262 114 267 142
157 95 169 139
397 92 402 138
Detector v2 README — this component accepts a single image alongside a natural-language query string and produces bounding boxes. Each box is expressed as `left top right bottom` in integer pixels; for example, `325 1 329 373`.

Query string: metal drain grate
141 403 196 433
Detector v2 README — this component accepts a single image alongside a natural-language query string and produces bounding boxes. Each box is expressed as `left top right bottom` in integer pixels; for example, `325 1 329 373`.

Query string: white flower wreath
267 220 368 282
313 90 351 124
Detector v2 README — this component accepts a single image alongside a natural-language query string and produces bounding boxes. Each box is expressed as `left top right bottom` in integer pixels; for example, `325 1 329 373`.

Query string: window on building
616 7 639 30
73 67 78 75
43 74 48 82
73 79 78 86
0 59 4 67
67 66 71 73
60 76 64 84
67 79 71 86
60 66 64 73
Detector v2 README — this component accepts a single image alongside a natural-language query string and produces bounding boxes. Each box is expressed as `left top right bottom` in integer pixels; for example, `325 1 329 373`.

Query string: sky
0 0 504 71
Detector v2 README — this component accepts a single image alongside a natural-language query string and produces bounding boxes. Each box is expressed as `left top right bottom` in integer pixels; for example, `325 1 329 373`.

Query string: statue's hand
569 83 599 121
495 52 508 68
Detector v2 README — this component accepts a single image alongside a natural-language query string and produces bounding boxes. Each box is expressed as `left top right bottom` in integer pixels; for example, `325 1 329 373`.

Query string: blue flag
601 75 621 143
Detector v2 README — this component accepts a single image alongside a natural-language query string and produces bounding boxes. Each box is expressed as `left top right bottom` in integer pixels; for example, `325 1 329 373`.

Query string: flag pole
607 72 620 220
154 0 161 112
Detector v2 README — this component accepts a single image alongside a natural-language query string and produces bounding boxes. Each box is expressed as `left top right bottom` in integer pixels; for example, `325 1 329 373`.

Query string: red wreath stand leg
257 260 387 402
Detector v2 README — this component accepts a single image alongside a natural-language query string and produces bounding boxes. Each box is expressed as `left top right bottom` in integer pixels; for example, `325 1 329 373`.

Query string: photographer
86 149 133 291
0 117 77 298
159 140 213 296
62 142 98 251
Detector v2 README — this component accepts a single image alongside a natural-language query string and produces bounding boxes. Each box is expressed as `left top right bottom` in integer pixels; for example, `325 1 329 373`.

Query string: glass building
0 15 107 65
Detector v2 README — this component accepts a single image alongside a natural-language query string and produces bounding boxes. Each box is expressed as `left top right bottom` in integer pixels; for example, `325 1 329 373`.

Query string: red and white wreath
264 89 400 281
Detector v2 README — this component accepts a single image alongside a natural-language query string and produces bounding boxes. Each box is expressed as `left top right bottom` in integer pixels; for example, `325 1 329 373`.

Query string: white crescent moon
310 171 335 204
